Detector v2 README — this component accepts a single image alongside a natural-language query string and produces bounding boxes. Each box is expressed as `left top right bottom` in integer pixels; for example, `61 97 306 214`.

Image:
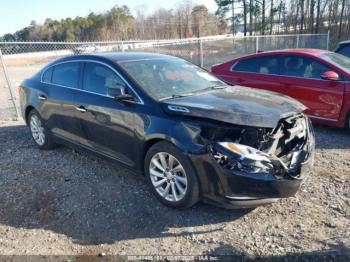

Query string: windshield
320 52 350 72
119 58 225 100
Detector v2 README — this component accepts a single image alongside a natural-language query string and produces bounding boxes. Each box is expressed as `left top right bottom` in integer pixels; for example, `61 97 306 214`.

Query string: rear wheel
144 141 199 208
28 110 56 150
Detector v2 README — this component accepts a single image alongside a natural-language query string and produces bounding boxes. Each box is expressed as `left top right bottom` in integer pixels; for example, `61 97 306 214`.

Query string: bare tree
338 0 346 39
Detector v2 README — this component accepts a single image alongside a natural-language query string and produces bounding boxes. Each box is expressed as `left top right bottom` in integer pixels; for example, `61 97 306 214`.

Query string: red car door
279 55 344 121
216 55 283 94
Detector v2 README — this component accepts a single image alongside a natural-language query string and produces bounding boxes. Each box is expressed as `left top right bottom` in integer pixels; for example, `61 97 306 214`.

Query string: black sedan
19 52 315 209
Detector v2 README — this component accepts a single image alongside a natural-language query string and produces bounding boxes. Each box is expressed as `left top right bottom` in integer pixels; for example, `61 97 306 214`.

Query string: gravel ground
0 119 349 261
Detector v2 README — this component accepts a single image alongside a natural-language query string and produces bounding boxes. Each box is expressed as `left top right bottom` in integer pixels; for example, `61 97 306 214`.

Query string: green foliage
0 5 135 42
0 2 227 42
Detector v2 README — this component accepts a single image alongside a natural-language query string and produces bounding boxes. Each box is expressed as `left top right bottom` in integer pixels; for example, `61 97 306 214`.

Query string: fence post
296 34 300 48
255 36 259 53
0 48 19 119
199 38 204 68
326 30 330 50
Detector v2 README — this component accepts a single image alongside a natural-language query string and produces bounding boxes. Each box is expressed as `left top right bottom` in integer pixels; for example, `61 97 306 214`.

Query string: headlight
213 142 275 174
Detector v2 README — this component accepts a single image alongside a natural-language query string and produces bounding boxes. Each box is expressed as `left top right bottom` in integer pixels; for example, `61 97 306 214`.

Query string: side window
83 62 125 95
232 56 279 75
281 56 333 80
42 67 53 83
52 62 80 88
338 46 350 58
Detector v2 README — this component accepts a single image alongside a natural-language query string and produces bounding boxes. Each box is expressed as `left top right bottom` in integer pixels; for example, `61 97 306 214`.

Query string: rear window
52 62 80 88
232 56 279 75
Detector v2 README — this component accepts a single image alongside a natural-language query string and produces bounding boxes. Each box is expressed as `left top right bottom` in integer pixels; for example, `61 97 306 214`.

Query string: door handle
38 95 47 101
75 106 87 113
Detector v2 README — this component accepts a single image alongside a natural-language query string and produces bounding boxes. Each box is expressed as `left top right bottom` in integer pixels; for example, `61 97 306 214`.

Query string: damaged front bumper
188 115 315 209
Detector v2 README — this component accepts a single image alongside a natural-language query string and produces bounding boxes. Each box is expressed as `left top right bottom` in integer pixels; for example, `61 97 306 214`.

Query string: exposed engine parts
206 113 311 178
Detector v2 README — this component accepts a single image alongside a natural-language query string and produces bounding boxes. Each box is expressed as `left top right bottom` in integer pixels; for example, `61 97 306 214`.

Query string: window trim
41 59 144 105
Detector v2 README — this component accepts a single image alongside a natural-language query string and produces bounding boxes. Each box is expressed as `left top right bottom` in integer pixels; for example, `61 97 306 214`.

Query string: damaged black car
19 52 315 209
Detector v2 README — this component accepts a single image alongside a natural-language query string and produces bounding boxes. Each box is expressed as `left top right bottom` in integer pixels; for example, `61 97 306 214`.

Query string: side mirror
321 71 339 81
108 85 125 97
108 85 135 103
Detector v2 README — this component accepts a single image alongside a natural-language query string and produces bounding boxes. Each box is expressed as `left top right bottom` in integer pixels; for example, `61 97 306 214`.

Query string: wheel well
141 138 164 169
24 106 35 124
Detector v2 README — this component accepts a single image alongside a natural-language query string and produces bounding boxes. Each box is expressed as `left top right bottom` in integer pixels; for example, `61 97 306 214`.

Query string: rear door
228 55 282 94
49 62 83 141
40 62 82 139
38 66 62 130
279 55 345 121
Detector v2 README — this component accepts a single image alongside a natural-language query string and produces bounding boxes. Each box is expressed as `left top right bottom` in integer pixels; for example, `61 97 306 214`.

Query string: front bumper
188 119 315 209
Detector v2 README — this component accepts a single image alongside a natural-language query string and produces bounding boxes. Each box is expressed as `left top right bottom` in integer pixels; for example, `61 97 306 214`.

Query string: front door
74 61 141 167
279 55 345 121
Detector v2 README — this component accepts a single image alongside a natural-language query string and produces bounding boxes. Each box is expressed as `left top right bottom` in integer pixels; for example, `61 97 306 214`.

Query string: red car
211 49 350 128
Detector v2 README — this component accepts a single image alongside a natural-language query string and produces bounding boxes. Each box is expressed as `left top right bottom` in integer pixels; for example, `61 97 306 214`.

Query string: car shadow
203 241 350 261
0 123 250 246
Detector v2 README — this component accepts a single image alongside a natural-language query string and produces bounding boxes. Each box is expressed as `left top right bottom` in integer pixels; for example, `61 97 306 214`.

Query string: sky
0 0 218 36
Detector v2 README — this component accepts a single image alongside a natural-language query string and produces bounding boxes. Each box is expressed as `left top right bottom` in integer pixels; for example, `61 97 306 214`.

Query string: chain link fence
0 33 329 120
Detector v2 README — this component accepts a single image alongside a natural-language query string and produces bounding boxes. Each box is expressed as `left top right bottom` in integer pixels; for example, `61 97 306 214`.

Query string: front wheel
28 110 56 150
144 141 199 208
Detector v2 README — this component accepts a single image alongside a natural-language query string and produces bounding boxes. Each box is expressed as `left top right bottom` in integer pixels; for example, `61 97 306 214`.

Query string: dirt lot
0 119 349 261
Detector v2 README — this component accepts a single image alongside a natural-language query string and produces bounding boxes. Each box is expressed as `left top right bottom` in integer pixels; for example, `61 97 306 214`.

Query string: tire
144 141 199 209
28 109 56 150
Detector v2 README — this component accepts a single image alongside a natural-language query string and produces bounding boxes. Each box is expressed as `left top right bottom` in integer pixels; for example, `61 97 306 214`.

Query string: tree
242 0 247 35
191 5 209 37
215 0 237 35
1 33 16 41
338 0 346 39
261 0 266 34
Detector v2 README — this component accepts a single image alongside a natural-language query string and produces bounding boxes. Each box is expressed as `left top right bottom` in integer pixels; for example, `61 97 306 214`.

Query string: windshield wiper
160 92 194 101
159 85 227 101
199 84 227 93
211 85 227 89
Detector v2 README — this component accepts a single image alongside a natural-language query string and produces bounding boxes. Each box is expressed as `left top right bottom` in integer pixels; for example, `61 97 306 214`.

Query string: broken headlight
213 142 275 174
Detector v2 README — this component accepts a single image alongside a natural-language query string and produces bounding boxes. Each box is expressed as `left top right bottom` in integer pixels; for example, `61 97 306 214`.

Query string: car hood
161 85 307 128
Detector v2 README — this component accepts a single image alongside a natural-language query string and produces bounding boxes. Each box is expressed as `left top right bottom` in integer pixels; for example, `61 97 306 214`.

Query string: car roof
63 52 175 63
338 40 350 46
95 52 175 62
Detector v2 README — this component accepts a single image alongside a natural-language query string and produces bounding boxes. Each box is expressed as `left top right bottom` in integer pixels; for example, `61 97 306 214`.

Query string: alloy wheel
30 114 45 146
149 152 188 202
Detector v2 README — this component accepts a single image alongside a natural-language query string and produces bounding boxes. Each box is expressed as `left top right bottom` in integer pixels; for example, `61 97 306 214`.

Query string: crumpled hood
161 85 307 128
